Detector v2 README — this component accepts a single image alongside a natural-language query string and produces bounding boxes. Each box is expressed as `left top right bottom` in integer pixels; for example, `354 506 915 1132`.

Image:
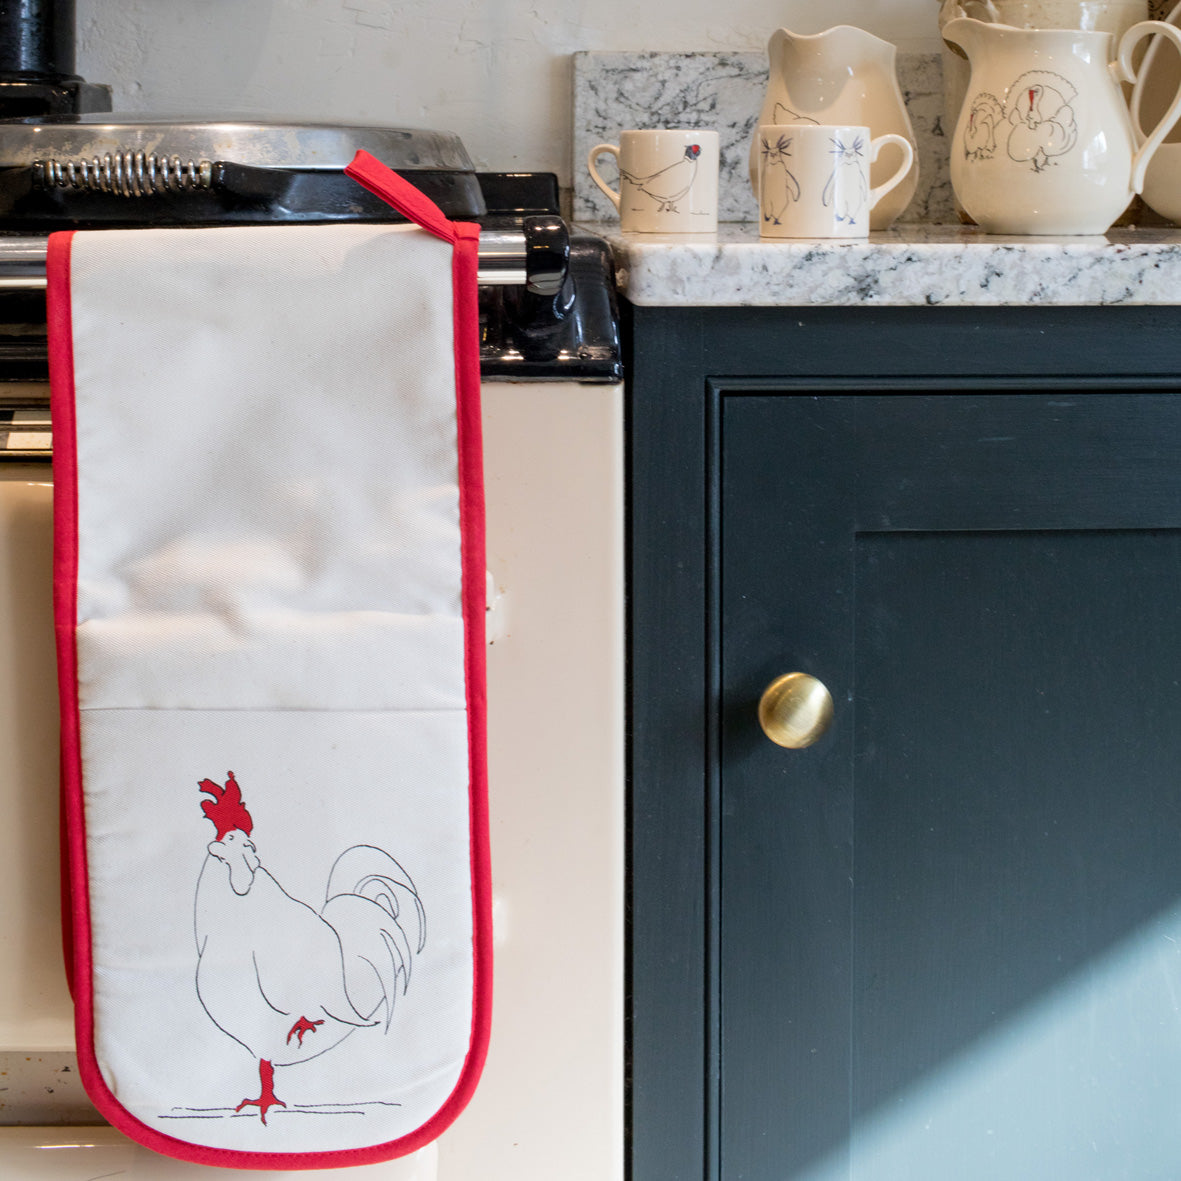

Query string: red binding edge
46 234 86 1004
46 154 492 1170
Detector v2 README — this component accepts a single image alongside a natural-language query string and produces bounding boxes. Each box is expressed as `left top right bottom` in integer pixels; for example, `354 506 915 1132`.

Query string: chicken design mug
757 124 914 239
587 129 719 233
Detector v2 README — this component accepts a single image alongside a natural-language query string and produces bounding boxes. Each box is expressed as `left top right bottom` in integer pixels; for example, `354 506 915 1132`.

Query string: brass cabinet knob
757 673 834 749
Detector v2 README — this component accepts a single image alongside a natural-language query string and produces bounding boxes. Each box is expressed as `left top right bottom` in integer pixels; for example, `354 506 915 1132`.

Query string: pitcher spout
941 15 988 58
770 24 898 66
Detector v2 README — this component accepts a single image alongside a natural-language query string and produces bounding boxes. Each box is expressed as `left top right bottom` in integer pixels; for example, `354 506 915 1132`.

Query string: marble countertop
587 222 1181 308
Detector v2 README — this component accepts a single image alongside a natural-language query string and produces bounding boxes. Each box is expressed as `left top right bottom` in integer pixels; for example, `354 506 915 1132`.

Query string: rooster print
965 71 1078 172
822 133 869 226
963 93 1006 161
760 132 802 225
620 144 702 214
1004 71 1078 171
193 772 425 1124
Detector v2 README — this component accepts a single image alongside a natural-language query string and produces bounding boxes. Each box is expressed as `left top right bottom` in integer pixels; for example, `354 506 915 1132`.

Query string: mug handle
587 143 623 211
1120 20 1181 195
868 134 915 213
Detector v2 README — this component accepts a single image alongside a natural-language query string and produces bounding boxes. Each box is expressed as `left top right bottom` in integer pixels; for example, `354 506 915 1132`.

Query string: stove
0 9 624 1176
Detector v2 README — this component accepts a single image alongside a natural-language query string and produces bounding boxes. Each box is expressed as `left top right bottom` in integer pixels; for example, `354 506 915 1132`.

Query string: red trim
48 228 127 1159
48 231 145 1158
48 165 492 1170
46 233 86 1003
343 150 459 244
448 213 494 1121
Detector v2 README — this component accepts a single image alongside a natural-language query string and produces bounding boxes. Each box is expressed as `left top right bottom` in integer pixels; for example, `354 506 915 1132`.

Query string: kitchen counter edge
581 222 1181 309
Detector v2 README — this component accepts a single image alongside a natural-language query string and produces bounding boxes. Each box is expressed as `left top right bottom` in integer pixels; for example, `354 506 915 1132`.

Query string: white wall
76 0 938 184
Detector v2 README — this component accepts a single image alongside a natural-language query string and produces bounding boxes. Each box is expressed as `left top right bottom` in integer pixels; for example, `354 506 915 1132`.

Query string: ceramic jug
939 1 1147 160
749 26 919 229
945 16 1181 233
964 0 1147 30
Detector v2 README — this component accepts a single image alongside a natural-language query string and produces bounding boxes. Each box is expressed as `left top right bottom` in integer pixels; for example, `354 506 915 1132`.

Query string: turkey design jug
945 16 1181 233
749 26 918 229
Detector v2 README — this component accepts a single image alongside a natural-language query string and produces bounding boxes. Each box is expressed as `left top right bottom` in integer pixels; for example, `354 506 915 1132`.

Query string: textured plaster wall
75 0 939 183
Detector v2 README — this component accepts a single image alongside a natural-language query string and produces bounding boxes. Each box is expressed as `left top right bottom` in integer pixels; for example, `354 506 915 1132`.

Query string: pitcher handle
1119 20 1181 194
962 0 1001 20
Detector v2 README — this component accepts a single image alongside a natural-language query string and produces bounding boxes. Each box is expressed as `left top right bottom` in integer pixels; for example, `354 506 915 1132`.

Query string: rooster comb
199 771 253 840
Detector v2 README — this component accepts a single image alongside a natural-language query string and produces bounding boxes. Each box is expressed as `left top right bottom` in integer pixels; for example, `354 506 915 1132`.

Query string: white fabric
65 223 475 1156
70 223 463 711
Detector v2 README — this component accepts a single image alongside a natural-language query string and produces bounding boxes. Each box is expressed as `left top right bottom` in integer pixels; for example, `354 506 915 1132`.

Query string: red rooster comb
199 771 254 840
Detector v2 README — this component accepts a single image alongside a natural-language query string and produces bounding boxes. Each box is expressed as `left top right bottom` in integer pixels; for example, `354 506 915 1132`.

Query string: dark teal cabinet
628 305 1181 1180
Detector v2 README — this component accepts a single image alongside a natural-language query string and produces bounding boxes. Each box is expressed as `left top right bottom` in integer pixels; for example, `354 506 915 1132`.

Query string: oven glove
47 151 490 1170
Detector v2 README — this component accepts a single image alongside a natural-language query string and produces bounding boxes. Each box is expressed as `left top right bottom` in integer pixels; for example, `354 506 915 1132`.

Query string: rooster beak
207 831 261 895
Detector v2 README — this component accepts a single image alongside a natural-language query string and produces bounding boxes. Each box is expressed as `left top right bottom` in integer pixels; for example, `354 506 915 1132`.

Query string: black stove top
0 1 621 414
0 169 621 401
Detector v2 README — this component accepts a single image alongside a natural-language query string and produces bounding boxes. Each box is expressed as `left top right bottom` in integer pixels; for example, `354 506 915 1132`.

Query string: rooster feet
287 1015 324 1047
235 1059 286 1125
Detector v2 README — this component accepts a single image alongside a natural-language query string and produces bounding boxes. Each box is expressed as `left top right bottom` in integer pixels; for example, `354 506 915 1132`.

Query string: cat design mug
757 124 914 239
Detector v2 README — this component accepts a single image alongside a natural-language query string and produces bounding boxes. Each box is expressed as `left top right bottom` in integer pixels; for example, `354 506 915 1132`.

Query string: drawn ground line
163 1099 403 1118
161 1109 369 1120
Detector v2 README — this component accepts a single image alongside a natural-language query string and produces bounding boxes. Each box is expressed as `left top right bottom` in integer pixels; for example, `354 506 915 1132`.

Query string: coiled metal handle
35 152 215 197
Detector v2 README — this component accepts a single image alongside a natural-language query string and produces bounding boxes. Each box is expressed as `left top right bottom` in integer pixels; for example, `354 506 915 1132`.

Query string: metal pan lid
0 114 476 172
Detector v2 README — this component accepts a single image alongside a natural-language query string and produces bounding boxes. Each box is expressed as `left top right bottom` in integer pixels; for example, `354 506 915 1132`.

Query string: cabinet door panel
721 394 1181 1180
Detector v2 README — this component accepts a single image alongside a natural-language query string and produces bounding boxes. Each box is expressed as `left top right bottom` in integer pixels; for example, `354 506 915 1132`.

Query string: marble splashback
573 50 953 225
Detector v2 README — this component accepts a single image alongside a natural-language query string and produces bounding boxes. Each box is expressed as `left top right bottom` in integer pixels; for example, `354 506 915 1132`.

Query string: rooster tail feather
369 880 427 955
382 915 413 990
322 892 407 1027
380 932 408 1029
325 845 426 954
412 892 426 953
321 844 425 1032
326 845 418 903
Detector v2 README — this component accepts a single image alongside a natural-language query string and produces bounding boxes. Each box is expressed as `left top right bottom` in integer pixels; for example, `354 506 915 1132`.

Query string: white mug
588 129 719 233
757 124 914 239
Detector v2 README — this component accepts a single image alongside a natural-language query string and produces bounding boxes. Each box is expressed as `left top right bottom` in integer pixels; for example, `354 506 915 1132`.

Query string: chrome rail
0 398 51 461
0 231 531 290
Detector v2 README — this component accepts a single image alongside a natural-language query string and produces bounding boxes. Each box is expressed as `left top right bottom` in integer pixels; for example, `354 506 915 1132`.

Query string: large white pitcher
944 16 1181 233
748 26 918 229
